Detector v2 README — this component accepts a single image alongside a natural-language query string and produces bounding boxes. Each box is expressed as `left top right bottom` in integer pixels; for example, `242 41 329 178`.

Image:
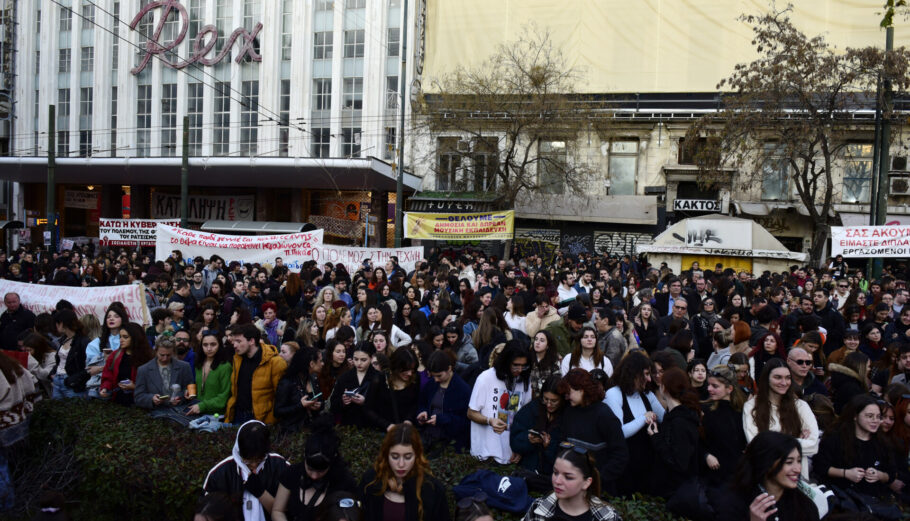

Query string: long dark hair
555 445 602 501
569 326 606 371
531 330 560 370
121 322 154 368
828 394 888 465
492 340 531 391
733 431 815 519
0 351 25 383
99 304 130 350
752 359 802 437
535 374 564 430
195 331 232 370
614 351 652 396
661 367 702 417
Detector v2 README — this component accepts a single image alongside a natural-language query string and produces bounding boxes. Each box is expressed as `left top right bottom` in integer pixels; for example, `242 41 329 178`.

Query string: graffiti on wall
593 231 653 256
514 228 560 262
561 233 593 256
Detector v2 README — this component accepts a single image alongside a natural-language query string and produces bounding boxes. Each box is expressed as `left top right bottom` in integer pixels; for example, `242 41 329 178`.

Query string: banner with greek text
831 225 910 257
404 211 514 240
155 225 423 274
99 219 181 247
151 193 255 223
0 280 151 325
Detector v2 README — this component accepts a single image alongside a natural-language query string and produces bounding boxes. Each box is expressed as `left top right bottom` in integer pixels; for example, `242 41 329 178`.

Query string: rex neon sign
129 0 262 75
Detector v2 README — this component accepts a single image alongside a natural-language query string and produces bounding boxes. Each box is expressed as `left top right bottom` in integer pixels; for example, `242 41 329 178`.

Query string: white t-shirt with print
468 367 532 464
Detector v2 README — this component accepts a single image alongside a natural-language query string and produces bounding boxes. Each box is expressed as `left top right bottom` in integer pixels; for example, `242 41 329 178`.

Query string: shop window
609 140 638 195
842 143 873 203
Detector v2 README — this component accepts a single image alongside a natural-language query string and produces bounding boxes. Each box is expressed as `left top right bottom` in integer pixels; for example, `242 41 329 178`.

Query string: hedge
9 399 686 521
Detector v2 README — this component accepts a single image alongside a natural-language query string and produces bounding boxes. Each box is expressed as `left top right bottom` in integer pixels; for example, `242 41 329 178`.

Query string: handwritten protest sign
0 279 152 325
99 219 182 247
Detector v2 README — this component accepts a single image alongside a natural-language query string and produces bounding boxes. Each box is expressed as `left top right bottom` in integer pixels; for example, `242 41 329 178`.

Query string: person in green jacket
545 304 586 357
185 331 233 416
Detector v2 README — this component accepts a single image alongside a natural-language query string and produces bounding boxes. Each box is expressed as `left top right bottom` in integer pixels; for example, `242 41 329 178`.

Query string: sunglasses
788 358 813 366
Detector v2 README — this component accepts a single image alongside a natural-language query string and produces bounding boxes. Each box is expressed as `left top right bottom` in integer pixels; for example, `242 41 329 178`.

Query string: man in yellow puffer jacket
225 323 287 424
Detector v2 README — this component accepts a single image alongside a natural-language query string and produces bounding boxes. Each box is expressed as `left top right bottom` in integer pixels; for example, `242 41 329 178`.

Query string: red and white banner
99 219 181 247
0 279 151 325
155 225 423 274
831 225 910 257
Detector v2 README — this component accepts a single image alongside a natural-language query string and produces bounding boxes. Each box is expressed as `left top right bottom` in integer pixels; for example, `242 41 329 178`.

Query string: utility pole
47 105 56 254
872 26 894 280
394 0 409 247
181 116 189 228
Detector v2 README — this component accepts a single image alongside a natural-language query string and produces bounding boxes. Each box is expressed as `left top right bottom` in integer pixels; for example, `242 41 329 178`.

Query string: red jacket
100 349 138 396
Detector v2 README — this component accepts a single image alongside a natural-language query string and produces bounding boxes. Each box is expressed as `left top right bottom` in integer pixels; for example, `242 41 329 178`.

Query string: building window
161 84 177 157
313 31 333 60
346 0 366 8
81 3 94 25
162 3 180 48
538 140 567 195
386 76 398 110
436 138 463 191
59 6 72 32
761 143 790 201
279 80 290 157
110 86 117 155
213 82 230 156
343 78 363 110
608 140 638 195
344 30 365 58
240 80 259 156
342 128 361 157
80 47 93 72
678 137 719 166
384 127 396 160
58 49 71 73
57 89 70 157
281 0 293 61
311 128 330 158
187 83 203 156
79 87 92 157
188 0 202 38
313 79 331 111
136 85 151 157
388 28 400 57
473 137 499 191
843 143 874 203
317 1 334 11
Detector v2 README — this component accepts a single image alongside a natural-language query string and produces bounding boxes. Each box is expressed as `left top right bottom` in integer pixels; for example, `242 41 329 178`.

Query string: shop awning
733 201 835 217
0 156 421 192
514 193 658 225
200 221 317 234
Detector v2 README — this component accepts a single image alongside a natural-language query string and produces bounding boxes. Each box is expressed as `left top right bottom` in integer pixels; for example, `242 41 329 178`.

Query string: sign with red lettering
0 279 152 325
99 219 182 247
129 0 262 76
831 225 910 257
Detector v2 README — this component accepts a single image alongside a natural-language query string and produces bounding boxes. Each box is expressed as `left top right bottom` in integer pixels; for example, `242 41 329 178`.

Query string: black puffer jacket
828 362 866 414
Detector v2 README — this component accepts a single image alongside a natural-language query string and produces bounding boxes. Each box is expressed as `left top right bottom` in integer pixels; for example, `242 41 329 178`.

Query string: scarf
232 420 268 521
263 319 281 346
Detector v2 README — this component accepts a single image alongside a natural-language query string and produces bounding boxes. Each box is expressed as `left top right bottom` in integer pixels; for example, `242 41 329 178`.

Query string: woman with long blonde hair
358 422 450 521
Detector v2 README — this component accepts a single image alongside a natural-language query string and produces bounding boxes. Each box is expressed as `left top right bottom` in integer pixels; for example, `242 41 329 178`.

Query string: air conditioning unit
890 175 910 196
893 156 908 171
456 139 471 153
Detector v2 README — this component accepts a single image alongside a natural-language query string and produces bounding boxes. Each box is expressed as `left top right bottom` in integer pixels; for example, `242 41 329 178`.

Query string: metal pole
394 0 409 248
47 105 56 254
868 75 883 278
872 26 894 280
181 116 189 228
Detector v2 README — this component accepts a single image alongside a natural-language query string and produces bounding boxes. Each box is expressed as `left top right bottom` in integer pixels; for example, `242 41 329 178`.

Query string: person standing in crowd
510 374 565 479
274 347 324 433
527 330 561 399
829 351 870 414
0 293 35 350
204 420 288 521
52 309 91 399
225 324 287 425
633 303 660 354
417 350 471 453
331 342 390 430
646 367 700 499
700 366 747 487
560 326 612 377
605 351 665 496
743 359 819 479
522 442 621 521
357 423 451 521
545 303 586 357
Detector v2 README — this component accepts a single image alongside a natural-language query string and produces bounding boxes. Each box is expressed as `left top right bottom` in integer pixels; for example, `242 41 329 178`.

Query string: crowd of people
1 245 910 520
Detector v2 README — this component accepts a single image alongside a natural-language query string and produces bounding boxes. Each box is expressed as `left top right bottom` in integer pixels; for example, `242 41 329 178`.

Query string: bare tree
686 6 910 265
414 26 598 207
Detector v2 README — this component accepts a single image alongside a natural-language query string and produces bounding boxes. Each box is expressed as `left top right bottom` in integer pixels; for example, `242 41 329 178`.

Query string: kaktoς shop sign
129 0 262 76
673 199 720 212
831 225 910 257
151 194 255 223
99 219 181 247
404 211 515 240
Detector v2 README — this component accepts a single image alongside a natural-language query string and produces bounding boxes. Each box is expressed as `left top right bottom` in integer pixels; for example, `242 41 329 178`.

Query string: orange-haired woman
357 423 450 521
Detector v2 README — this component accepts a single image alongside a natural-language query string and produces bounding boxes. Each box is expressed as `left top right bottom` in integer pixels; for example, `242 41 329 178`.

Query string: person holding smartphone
275 347 325 433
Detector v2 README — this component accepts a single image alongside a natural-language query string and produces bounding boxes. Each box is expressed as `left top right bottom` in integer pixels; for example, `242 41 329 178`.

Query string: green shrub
17 399 687 521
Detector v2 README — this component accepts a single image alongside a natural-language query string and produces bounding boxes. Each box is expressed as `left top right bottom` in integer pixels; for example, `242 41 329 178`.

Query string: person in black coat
700 366 748 487
813 288 846 356
653 277 699 317
647 367 700 499
358 423 451 521
0 292 35 350
829 351 870 415
416 350 470 453
274 347 324 433
557 368 628 496
330 342 391 430
510 374 565 478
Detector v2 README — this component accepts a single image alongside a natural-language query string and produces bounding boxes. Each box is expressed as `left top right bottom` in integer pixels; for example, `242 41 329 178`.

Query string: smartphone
528 429 543 437
119 379 131 385
344 389 357 397
156 394 170 400
310 392 322 400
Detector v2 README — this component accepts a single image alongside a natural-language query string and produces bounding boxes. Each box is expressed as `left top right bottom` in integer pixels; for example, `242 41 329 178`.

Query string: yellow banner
404 211 515 240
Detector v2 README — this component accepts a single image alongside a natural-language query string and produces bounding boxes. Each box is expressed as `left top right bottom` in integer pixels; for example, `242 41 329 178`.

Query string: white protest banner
0 279 152 325
151 193 255 223
155 225 324 270
831 225 910 257
99 219 182 247
155 225 423 274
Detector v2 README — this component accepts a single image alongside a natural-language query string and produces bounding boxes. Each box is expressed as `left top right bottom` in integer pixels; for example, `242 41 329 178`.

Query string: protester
98 322 154 406
647 367 700 499
700 365 747 486
225 324 287 425
134 337 194 409
186 331 232 416
417 350 471 453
